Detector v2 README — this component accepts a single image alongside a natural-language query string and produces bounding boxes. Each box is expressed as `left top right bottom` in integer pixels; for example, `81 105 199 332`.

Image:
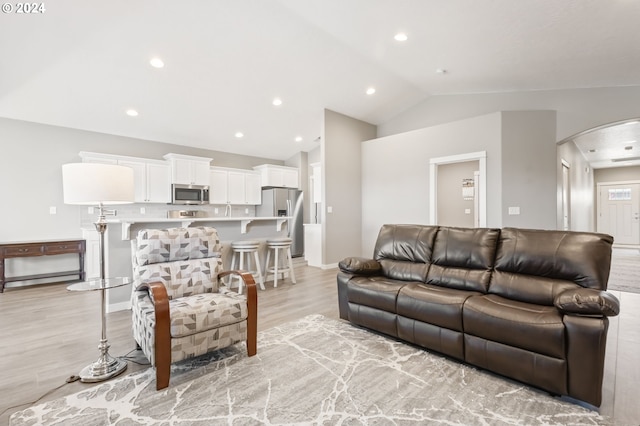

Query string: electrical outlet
214 208 219 214
140 207 146 214
508 206 520 215
245 208 249 214
88 207 94 214
49 206 56 215
327 206 333 213
464 208 471 214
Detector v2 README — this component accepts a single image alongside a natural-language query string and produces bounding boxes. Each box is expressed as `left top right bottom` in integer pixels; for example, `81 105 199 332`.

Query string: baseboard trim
107 301 131 313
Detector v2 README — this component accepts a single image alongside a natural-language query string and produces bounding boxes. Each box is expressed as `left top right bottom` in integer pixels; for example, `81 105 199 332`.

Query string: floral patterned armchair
131 226 257 389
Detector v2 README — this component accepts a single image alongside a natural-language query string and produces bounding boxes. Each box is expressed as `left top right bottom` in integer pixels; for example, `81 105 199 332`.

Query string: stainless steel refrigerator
256 188 304 257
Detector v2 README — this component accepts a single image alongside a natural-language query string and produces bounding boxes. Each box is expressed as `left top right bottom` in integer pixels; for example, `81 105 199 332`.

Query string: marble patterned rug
11 315 613 425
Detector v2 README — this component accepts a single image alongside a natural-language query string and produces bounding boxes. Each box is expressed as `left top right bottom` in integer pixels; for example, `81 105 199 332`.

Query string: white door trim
429 151 487 227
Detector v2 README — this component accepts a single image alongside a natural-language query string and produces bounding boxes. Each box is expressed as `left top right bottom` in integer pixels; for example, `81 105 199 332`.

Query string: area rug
10 315 613 425
608 252 640 294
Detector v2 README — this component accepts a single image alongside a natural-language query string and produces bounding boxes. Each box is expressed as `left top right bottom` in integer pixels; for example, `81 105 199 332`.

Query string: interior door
598 183 640 245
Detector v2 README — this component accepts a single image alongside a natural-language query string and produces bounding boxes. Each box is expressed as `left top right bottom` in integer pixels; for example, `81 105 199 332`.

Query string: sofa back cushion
426 227 500 293
373 224 438 282
490 228 613 305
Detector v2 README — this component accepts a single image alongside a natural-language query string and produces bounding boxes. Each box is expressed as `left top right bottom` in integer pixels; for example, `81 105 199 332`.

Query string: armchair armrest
338 257 382 275
135 281 171 389
217 270 257 357
554 288 620 317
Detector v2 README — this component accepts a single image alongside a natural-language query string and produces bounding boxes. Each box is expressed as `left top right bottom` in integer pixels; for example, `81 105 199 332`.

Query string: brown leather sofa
337 224 620 407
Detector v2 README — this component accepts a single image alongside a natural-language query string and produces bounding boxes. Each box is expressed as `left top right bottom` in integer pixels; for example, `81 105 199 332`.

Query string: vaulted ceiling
1 0 639 162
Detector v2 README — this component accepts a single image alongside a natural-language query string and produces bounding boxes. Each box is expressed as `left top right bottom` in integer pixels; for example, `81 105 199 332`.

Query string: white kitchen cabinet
244 172 262 204
210 167 263 205
209 168 229 204
163 153 212 186
227 171 246 204
253 164 299 189
145 162 171 203
80 152 171 203
113 159 170 203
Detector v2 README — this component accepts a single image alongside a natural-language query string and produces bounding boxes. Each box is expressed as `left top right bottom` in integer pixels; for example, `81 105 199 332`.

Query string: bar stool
264 237 297 288
229 240 265 292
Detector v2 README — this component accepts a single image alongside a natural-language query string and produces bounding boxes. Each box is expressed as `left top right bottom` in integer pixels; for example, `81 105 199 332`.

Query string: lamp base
79 339 128 382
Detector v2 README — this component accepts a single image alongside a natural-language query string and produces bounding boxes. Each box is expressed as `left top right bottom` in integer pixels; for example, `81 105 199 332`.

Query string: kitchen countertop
111 216 291 239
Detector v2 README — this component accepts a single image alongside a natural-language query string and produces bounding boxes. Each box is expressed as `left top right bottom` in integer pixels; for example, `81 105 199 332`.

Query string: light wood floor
1 265 638 425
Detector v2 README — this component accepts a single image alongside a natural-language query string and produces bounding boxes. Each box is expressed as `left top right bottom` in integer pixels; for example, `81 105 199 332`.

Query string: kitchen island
98 216 291 311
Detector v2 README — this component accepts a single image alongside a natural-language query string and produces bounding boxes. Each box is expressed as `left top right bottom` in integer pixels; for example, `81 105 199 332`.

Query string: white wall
361 111 558 256
322 109 376 264
557 141 595 231
500 111 557 229
380 86 640 144
362 113 502 256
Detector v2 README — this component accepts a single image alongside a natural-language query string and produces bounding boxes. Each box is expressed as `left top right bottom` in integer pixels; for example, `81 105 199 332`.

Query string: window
608 188 632 201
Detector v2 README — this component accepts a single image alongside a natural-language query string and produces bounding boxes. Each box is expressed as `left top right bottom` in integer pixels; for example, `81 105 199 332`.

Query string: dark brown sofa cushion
373 224 438 282
490 228 614 305
338 257 381 275
555 288 620 316
463 294 565 359
427 227 500 293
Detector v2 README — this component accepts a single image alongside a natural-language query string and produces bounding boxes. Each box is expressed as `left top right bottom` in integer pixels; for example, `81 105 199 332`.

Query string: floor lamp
62 162 134 382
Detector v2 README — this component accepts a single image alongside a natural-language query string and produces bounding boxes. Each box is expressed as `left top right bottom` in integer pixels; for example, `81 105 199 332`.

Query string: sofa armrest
554 288 620 317
338 257 382 275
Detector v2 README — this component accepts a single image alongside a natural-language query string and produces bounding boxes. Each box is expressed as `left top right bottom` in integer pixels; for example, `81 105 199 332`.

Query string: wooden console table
0 239 86 293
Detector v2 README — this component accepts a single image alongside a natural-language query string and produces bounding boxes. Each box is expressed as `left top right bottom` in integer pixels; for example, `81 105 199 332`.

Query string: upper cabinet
79 152 171 203
253 164 299 189
210 167 262 205
163 153 212 186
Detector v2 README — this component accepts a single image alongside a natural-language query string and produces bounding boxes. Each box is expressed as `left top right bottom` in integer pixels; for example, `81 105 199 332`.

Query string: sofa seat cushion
166 291 248 338
463 294 565 359
397 283 480 332
346 276 410 312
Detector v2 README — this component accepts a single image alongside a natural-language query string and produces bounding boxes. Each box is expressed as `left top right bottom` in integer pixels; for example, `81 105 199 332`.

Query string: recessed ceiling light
435 68 447 74
272 98 283 106
235 132 244 138
295 136 303 142
126 109 139 117
366 87 376 95
149 57 164 68
394 33 408 42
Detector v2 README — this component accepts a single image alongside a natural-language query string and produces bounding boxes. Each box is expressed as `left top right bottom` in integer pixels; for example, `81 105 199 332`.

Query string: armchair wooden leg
146 282 171 390
246 274 258 357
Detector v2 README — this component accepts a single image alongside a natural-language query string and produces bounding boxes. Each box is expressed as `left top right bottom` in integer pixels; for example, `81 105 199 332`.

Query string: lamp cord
0 348 149 419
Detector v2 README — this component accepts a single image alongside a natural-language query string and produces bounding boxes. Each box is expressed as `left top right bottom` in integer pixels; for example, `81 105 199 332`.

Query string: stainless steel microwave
171 184 210 205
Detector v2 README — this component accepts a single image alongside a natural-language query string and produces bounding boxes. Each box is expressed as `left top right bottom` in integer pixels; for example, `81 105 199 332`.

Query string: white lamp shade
62 163 135 205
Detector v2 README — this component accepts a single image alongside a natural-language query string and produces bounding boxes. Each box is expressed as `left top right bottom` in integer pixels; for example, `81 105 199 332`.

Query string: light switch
508 206 520 215
327 206 333 213
464 208 471 214
49 206 56 215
